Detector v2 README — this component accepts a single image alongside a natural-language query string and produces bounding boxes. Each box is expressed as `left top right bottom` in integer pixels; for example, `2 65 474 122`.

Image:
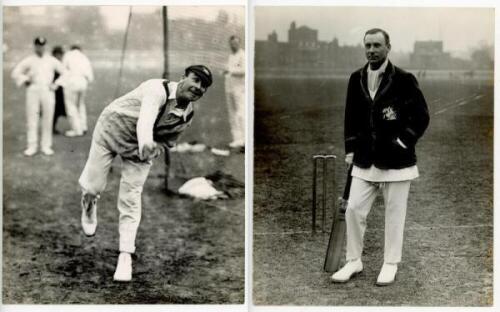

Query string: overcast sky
255 7 494 55
100 6 244 30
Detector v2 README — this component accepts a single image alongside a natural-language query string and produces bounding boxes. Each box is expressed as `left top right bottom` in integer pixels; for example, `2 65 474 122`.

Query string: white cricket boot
229 140 244 149
41 147 54 156
81 193 98 236
113 252 132 282
376 263 398 286
65 130 83 137
23 147 37 156
330 258 363 283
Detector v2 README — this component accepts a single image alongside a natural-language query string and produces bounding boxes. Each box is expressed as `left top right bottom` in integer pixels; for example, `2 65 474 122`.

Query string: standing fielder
11 37 66 156
62 45 94 137
223 35 245 149
331 29 429 285
79 65 212 281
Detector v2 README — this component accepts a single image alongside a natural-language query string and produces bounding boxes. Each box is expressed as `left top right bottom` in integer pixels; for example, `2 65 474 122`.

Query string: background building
255 22 493 74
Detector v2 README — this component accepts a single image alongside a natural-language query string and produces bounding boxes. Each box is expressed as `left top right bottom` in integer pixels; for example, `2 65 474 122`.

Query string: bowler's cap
33 36 47 46
185 65 213 88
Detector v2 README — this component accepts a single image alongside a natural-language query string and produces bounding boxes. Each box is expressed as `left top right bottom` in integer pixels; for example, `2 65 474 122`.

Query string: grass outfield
253 76 493 305
2 68 245 304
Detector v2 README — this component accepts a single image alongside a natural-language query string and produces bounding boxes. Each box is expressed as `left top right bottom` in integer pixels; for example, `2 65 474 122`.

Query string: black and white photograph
3 4 245 304
253 6 494 306
2 0 499 311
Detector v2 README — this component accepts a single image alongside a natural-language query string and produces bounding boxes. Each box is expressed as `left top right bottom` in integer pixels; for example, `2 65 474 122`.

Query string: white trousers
79 139 152 253
345 177 411 264
25 87 55 150
225 83 245 145
64 88 88 133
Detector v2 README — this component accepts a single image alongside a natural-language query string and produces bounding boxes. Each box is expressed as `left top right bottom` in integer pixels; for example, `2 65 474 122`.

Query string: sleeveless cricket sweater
94 79 194 161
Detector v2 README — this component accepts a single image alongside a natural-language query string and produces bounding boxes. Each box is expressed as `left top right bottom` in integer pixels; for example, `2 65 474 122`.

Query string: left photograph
3 5 245 304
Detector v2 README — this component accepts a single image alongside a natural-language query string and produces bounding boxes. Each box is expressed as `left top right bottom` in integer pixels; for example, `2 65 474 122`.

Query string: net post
322 157 327 233
312 156 317 234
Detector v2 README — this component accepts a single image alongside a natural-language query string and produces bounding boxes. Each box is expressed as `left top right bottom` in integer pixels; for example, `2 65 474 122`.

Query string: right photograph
253 6 494 306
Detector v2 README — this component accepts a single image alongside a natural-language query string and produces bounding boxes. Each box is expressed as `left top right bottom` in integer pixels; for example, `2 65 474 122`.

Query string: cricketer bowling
78 65 213 282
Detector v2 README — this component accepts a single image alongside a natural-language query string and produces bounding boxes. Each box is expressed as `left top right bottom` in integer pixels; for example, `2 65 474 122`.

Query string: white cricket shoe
41 147 54 156
330 258 363 283
376 263 398 286
23 147 37 156
65 130 83 137
113 252 132 282
229 140 244 148
81 193 98 236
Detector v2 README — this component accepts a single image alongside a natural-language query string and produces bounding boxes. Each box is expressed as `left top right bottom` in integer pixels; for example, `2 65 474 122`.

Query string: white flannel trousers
64 88 88 134
345 176 411 264
225 80 245 145
25 86 55 150
78 128 152 254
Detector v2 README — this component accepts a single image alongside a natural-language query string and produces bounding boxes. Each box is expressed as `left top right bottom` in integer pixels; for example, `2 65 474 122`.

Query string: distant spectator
51 46 66 134
62 45 94 137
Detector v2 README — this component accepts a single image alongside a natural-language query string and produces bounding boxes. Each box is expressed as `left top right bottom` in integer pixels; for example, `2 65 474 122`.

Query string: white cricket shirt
11 53 65 89
225 48 245 90
62 49 94 91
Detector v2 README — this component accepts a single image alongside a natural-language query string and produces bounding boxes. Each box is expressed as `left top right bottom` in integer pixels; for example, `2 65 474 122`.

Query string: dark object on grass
205 170 244 199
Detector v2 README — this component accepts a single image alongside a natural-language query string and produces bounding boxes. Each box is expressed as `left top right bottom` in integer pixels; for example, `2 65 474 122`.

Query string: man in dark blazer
331 28 430 286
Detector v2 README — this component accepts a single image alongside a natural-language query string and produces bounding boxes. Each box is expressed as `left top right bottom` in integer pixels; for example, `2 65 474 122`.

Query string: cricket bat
323 165 353 272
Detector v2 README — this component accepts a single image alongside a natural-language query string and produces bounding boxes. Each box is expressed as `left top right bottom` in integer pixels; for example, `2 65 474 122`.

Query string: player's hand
139 141 162 161
345 153 354 167
49 83 58 91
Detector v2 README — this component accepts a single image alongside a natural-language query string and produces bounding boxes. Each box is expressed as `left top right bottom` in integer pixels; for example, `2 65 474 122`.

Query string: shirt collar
168 82 177 100
168 82 193 121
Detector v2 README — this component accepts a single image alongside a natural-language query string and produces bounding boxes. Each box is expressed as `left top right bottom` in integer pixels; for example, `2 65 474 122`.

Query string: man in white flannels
78 65 212 282
223 35 245 150
11 36 66 156
331 29 429 286
62 44 94 137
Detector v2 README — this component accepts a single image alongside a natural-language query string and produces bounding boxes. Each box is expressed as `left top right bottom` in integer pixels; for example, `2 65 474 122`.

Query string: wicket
312 154 337 234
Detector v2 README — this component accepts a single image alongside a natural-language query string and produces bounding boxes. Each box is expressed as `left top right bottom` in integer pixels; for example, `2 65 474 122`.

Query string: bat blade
323 166 353 272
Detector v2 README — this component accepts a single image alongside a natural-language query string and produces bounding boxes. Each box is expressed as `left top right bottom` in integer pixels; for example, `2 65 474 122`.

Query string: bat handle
342 165 353 200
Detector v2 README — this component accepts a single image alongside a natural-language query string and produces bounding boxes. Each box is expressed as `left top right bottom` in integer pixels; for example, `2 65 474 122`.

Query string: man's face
229 38 240 53
364 32 390 68
177 72 207 102
34 44 45 56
